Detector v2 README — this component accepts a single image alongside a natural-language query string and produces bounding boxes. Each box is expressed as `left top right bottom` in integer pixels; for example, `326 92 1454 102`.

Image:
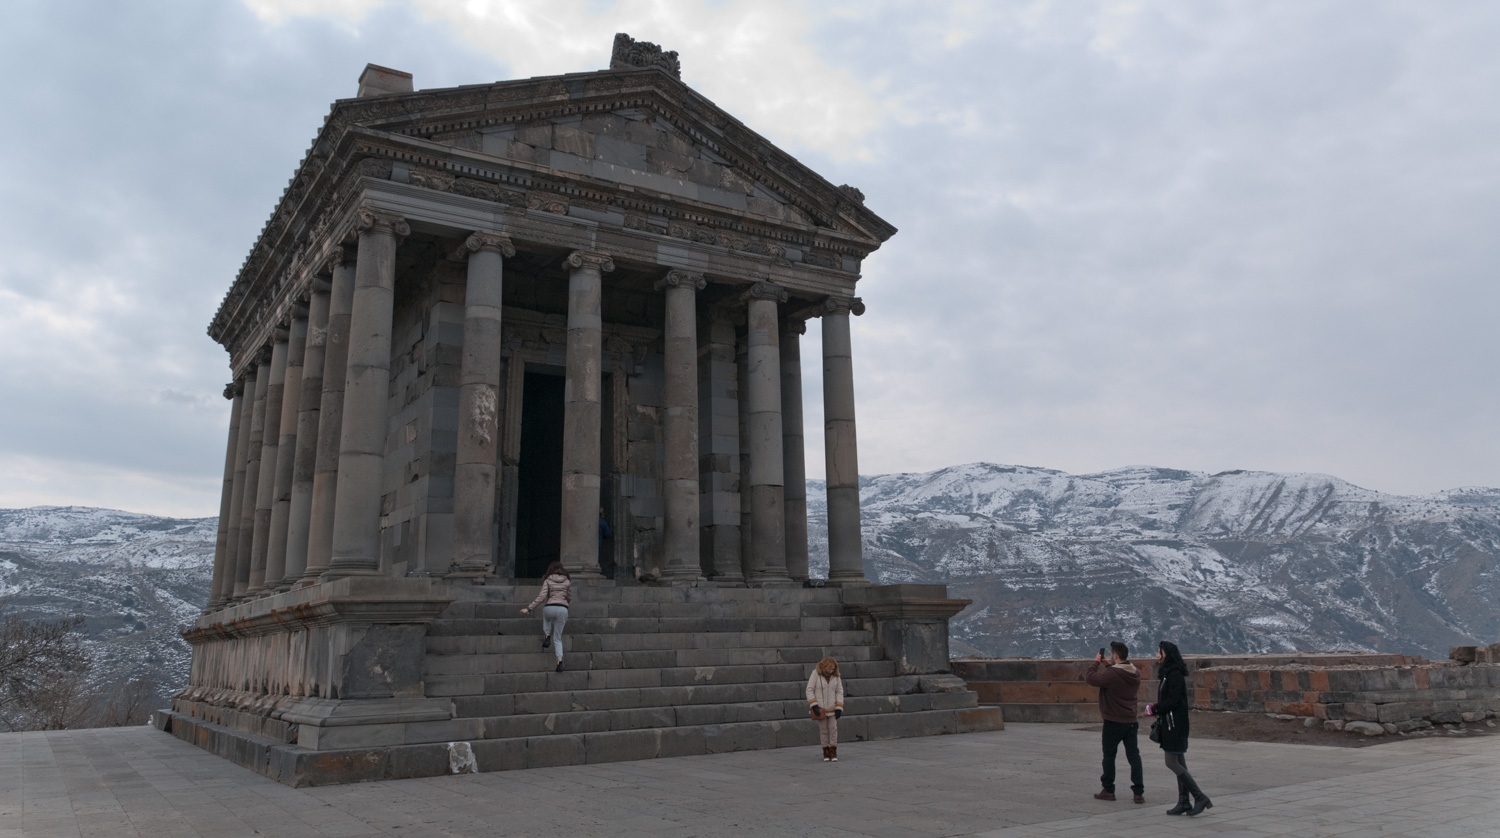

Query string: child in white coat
806 657 845 761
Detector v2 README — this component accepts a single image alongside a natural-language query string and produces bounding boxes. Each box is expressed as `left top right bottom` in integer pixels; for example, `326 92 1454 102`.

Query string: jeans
541 605 568 659
1101 720 1144 795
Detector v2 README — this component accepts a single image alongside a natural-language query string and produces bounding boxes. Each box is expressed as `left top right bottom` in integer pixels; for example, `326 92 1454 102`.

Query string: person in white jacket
806 657 845 762
521 561 572 672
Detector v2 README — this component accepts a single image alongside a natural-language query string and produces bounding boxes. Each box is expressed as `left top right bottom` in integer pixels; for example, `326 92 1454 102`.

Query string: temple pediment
321 71 894 248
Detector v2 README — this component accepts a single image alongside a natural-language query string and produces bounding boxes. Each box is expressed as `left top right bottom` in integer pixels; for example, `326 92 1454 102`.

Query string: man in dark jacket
1084 640 1144 803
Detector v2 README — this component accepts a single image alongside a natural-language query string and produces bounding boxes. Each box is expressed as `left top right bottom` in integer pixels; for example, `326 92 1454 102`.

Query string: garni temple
160 35 1001 785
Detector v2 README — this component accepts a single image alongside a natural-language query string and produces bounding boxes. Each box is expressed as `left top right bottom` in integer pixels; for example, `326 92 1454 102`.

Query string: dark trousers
1100 720 1144 795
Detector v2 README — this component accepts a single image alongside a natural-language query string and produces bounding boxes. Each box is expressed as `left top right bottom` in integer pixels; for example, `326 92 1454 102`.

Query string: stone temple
161 35 1001 785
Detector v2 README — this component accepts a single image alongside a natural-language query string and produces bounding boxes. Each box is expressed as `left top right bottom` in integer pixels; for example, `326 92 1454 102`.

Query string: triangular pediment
324 68 895 249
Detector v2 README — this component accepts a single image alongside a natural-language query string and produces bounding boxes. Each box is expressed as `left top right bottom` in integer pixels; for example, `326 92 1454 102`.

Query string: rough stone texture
954 653 1500 732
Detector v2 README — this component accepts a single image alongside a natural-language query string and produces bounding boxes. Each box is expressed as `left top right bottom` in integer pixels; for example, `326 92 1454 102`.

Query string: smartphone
1098 647 1106 659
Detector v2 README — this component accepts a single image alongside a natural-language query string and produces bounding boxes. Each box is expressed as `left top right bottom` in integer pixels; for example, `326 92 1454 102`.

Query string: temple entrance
515 369 564 579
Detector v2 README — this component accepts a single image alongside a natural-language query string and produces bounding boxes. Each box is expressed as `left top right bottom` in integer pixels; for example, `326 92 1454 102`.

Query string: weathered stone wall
1195 658 1500 734
382 257 465 576
952 653 1427 724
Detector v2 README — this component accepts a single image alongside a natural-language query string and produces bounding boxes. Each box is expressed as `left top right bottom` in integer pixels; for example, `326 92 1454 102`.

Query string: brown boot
830 746 838 762
821 746 831 761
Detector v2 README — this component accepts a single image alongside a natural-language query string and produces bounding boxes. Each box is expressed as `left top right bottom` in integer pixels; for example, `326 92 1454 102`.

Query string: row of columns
205 211 867 606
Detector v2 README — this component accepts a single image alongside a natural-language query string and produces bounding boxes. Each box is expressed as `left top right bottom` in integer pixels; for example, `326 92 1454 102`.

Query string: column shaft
233 356 270 599
450 233 513 577
745 282 789 585
222 373 256 602
327 210 407 577
208 383 244 608
659 271 705 582
248 331 290 594
780 322 809 581
559 250 613 578
822 299 868 584
306 254 356 580
284 280 329 586
265 311 307 591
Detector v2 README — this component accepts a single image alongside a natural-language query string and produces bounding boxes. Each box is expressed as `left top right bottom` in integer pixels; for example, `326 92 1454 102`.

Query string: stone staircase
404 585 1000 769
161 581 1002 786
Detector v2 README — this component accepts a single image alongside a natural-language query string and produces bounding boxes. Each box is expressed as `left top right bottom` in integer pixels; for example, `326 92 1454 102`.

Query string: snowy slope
0 507 215 700
809 464 1500 658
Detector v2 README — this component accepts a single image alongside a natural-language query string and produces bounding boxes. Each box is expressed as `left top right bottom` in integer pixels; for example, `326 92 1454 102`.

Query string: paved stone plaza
5 724 1496 837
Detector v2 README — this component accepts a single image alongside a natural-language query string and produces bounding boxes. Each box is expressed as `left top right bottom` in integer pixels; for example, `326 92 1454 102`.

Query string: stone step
445 673 912 714
447 600 851 620
427 615 866 636
992 703 1101 723
426 654 895 682
443 587 848 608
162 705 1006 786
425 646 885 694
424 629 874 656
462 692 982 742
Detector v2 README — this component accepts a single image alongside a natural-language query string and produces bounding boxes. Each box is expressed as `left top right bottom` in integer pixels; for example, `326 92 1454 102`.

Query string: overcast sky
2 0 1498 517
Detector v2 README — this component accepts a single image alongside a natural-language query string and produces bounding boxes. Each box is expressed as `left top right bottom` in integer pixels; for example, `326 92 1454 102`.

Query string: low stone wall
952 653 1431 725
1197 654 1500 735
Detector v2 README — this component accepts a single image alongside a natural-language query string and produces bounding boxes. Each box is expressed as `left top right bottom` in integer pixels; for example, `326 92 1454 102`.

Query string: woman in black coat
1147 641 1212 816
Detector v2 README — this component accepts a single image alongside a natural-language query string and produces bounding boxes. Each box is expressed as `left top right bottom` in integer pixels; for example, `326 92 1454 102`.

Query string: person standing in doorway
806 657 845 762
1085 641 1144 804
521 561 571 672
1147 640 1212 816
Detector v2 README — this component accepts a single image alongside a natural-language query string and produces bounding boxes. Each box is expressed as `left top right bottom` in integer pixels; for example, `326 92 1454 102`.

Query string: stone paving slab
2 723 1496 837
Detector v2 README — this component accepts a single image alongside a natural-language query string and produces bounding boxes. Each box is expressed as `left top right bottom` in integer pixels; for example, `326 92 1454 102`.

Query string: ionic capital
654 269 706 292
563 250 615 273
745 281 788 304
255 345 274 366
783 318 808 336
355 207 410 239
320 246 352 276
464 231 516 258
223 382 241 400
821 296 865 317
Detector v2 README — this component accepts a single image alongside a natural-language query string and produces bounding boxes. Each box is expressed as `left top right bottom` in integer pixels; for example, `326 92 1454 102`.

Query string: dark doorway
515 370 565 579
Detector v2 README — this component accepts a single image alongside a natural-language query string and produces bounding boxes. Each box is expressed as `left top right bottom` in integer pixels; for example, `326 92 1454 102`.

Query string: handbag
1148 717 1162 743
810 705 825 721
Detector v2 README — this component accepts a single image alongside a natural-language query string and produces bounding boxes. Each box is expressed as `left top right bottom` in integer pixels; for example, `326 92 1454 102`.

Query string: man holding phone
1084 640 1144 803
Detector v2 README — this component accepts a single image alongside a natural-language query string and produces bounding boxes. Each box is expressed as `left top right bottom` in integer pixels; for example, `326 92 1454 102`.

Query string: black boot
542 634 551 648
1183 774 1211 816
1165 776 1191 816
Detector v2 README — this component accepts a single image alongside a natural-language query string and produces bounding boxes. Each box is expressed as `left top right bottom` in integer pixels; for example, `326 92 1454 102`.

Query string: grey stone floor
2 723 1496 837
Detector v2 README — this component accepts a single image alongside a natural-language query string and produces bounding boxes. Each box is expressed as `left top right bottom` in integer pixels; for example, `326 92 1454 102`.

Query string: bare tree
0 608 95 731
96 675 159 727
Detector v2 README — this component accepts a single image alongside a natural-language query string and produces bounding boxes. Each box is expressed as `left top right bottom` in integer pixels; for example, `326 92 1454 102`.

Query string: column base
444 567 498 584
821 577 872 587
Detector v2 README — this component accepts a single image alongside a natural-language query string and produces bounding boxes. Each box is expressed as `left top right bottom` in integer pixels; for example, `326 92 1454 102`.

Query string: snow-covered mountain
809 464 1500 659
0 507 215 703
7 462 1498 684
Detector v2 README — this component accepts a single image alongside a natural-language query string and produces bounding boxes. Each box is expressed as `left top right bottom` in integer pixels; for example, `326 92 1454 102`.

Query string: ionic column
559 250 613 579
306 249 356 581
207 381 245 608
248 327 290 594
233 350 271 599
264 306 307 592
221 373 257 603
284 277 330 587
781 319 810 582
744 281 789 585
657 269 706 583
821 297 868 585
450 231 514 579
327 209 408 578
